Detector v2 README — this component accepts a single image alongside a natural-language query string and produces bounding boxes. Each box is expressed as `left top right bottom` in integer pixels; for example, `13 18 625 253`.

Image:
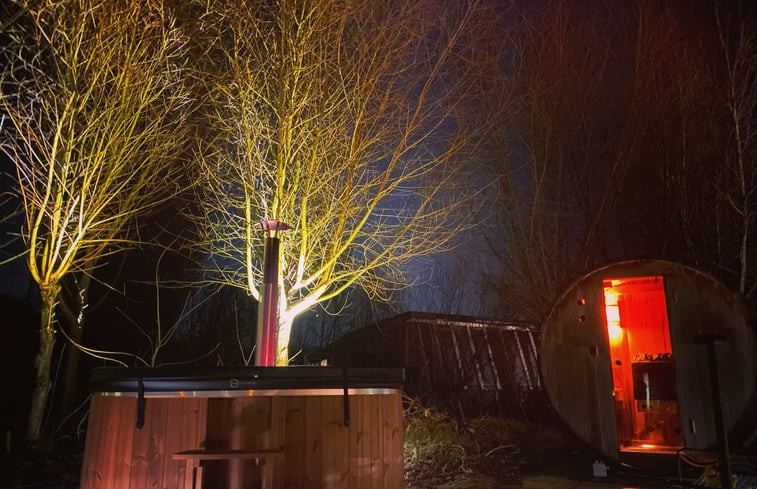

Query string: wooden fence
326 312 545 420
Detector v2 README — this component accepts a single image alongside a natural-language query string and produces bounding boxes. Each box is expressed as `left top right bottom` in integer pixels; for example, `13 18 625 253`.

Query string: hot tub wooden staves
79 367 404 489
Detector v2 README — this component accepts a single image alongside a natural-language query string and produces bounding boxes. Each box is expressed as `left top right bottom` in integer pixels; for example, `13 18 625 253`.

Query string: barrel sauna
80 367 404 489
540 259 756 467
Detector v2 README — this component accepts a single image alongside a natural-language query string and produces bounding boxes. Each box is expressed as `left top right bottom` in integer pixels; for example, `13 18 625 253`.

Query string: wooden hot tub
80 367 404 489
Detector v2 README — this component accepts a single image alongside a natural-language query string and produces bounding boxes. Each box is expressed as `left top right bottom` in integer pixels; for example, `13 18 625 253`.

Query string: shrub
403 398 566 488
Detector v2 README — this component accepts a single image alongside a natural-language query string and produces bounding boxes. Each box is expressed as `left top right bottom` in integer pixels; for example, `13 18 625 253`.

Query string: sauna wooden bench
173 448 284 489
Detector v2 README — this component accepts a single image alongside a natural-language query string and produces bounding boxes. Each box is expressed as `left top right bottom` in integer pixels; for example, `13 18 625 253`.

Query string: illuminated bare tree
194 0 507 364
1 0 190 442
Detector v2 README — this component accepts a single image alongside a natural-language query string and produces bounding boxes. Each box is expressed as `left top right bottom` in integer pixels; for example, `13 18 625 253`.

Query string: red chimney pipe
255 220 289 366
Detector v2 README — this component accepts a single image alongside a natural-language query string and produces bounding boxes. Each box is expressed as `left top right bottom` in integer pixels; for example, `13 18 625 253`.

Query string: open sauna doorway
603 276 683 454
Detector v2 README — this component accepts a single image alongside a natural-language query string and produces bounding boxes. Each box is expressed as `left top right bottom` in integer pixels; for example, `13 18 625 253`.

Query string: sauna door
602 276 684 453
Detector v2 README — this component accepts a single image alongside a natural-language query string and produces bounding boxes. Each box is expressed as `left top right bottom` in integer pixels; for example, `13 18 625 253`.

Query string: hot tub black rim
90 366 405 396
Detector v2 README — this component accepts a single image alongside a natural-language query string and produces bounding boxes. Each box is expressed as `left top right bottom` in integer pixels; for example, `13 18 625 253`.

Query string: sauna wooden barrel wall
539 259 756 464
80 367 404 489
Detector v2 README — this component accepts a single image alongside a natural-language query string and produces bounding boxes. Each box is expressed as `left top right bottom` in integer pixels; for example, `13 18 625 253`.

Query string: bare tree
482 0 757 323
481 0 632 322
0 0 191 442
192 0 509 364
610 0 757 298
115 249 221 368
714 5 757 298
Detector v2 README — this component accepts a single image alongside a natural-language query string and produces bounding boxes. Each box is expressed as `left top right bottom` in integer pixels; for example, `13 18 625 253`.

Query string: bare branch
191 0 511 363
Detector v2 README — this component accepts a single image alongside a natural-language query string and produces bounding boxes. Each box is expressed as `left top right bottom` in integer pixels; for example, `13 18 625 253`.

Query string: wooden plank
486 329 516 417
382 392 403 489
482 328 502 390
172 449 282 489
176 397 207 486
380 395 392 489
321 395 349 489
97 396 122 489
415 325 430 395
498 329 525 413
524 330 540 389
283 396 306 489
429 326 446 390
180 459 195 489
379 394 389 489
395 391 406 489
241 397 270 446
269 396 285 489
236 398 253 487
205 398 232 448
146 398 169 489
198 397 208 445
360 395 373 489
92 396 111 489
514 332 533 389
403 325 411 367
449 327 465 375
369 395 382 489
354 394 370 489
434 326 457 398
370 394 386 489
348 396 359 488
303 396 323 489
78 395 97 489
466 326 486 390
79 395 105 489
242 396 274 485
161 399 185 489
229 397 244 489
112 397 136 489
129 397 152 489
173 448 284 459
205 398 233 489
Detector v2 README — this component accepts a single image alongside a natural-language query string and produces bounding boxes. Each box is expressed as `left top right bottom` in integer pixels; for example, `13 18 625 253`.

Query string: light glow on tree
193 0 507 364
1 0 190 441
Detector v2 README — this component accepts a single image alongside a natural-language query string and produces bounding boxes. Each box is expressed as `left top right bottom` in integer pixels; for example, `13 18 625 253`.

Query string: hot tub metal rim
89 366 405 395
97 387 399 398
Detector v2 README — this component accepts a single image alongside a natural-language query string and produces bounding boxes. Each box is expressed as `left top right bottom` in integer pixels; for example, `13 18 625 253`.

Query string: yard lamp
255 219 289 366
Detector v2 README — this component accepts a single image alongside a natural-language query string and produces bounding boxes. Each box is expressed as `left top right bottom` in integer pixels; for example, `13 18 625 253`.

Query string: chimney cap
255 220 290 231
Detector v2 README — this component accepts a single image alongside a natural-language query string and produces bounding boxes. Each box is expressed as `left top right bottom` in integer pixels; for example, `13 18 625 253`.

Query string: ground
2 420 752 489
0 448 636 489
0 447 745 489
0 450 82 489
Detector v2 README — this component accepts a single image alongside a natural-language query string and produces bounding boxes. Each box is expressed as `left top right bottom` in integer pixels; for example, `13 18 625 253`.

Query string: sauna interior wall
604 276 683 450
80 392 403 489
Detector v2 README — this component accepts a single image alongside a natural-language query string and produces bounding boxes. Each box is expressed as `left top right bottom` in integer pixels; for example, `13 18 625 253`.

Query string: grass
404 398 567 488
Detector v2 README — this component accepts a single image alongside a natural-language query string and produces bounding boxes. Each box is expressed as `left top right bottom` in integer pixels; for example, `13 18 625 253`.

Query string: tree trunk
275 315 294 366
60 316 84 420
26 283 59 444
59 272 91 421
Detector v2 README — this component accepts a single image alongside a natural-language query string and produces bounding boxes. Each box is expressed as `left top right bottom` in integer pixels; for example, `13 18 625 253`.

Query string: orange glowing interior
603 276 683 453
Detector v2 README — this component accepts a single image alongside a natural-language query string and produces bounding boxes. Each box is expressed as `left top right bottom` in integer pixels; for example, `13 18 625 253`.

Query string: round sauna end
539 259 755 464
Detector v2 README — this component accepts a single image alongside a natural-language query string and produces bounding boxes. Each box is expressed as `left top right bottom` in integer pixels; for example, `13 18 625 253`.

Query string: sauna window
603 276 683 453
